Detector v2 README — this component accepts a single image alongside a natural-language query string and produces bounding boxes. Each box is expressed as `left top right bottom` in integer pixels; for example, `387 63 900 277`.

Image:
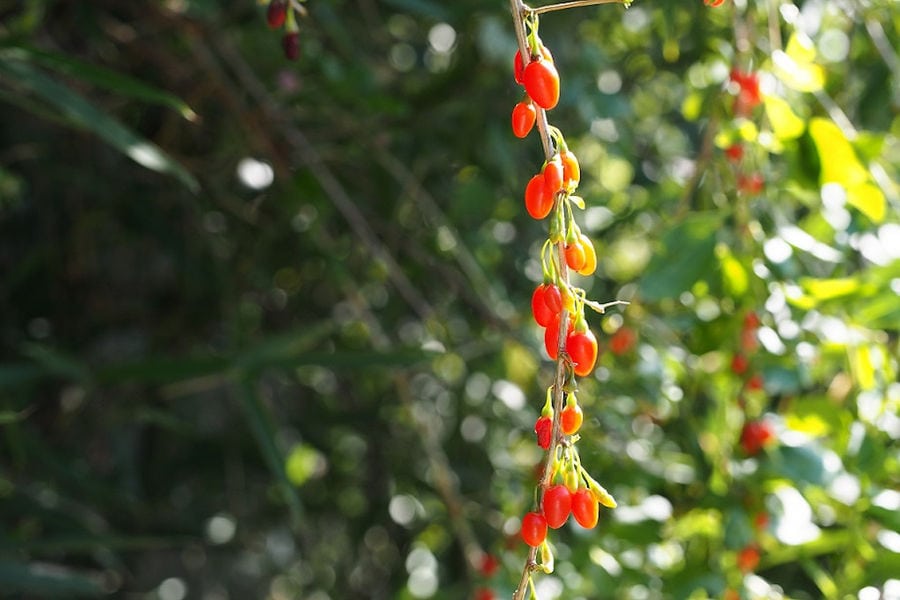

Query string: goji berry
736 545 760 573
542 484 572 529
740 419 775 455
534 416 552 450
283 31 300 60
267 0 287 28
560 403 583 435
531 284 559 327
511 101 536 138
566 328 598 377
561 151 580 190
543 155 564 195
520 511 548 547
577 233 596 276
564 241 586 271
571 488 599 528
525 174 554 220
524 60 560 110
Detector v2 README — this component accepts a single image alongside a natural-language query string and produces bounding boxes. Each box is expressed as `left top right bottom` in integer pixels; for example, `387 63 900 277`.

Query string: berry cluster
509 12 617 586
264 0 307 60
722 68 766 196
731 312 776 457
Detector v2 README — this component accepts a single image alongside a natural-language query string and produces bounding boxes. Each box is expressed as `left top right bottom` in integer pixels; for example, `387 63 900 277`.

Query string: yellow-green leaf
764 94 805 140
809 118 868 187
853 345 876 391
847 182 886 224
772 33 825 92
717 244 748 297
801 277 860 301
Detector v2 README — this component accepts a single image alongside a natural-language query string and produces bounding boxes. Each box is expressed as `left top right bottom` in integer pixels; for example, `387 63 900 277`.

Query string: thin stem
509 0 573 598
532 0 627 14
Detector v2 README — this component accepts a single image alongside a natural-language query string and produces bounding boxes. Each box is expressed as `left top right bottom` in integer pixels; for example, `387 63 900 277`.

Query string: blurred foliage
0 0 898 599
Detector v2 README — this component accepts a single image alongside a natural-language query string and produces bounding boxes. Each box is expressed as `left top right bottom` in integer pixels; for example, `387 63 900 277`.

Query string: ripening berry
571 488 600 528
564 241 586 272
521 511 548 547
705 0 726 6
561 151 580 190
577 233 597 276
560 403 583 435
747 373 764 391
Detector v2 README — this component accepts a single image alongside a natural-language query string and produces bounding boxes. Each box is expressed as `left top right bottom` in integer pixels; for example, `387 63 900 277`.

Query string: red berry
283 31 300 61
511 101 536 138
267 0 288 28
521 511 548 547
534 416 552 450
525 174 554 220
705 0 726 6
513 50 525 85
544 314 571 360
743 312 761 330
731 354 749 375
542 156 564 195
730 70 762 115
740 419 775 455
754 511 769 531
564 241 586 272
474 589 495 600
725 144 744 162
531 284 562 327
609 327 636 355
560 403 583 435
566 329 598 377
737 172 764 195
542 484 572 529
736 545 760 573
479 554 499 578
571 488 599 528
747 373 764 391
542 284 562 314
523 60 560 110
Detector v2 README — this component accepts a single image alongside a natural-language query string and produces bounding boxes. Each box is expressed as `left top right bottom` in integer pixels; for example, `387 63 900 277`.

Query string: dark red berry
283 31 300 61
267 0 288 29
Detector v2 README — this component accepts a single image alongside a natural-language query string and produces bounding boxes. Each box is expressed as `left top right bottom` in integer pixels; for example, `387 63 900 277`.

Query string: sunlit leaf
846 182 886 224
800 277 860 301
808 118 868 187
0 53 198 192
772 33 825 92
764 94 805 140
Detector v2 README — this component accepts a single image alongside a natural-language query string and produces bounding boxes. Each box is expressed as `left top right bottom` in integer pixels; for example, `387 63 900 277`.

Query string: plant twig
532 0 628 15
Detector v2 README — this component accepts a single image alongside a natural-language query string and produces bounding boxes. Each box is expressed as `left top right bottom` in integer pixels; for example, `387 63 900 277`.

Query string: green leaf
11 46 197 121
0 559 104 597
639 212 722 301
0 53 198 192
